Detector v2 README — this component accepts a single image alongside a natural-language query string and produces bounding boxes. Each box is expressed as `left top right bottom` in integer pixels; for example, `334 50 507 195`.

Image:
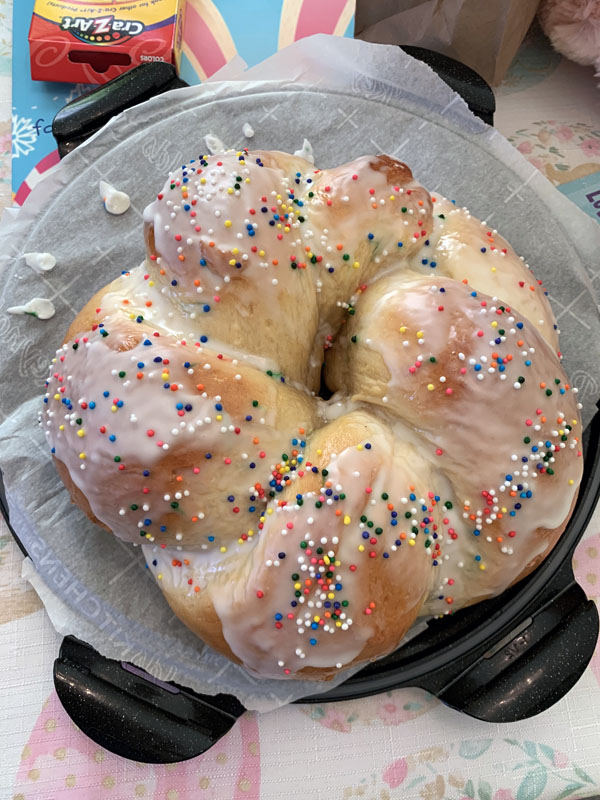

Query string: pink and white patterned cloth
2 6 600 799
5 525 600 800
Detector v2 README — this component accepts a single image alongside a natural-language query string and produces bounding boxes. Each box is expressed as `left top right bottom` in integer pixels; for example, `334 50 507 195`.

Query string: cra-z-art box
29 0 185 84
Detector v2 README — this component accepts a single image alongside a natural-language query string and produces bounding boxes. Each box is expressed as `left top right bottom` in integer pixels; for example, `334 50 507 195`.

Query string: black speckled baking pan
1 60 598 764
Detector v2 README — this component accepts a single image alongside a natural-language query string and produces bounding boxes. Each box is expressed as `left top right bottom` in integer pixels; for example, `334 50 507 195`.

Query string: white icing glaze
242 122 255 139
411 197 560 351
144 415 434 678
10 298 55 319
140 151 431 390
24 252 56 273
99 181 131 215
43 149 583 678
325 272 581 613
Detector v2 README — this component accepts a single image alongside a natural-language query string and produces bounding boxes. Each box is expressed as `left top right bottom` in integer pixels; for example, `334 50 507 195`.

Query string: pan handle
52 62 188 158
416 557 599 722
54 636 246 763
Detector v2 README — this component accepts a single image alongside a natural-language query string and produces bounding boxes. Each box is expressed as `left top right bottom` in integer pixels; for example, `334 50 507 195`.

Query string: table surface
2 4 600 799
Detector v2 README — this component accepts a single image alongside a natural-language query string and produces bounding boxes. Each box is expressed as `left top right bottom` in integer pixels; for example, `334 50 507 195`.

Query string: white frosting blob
294 138 314 164
24 252 56 273
99 180 131 215
204 133 226 154
242 122 255 138
8 297 55 319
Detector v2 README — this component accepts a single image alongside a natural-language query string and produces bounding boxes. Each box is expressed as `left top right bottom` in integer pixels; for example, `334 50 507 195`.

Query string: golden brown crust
52 455 110 531
43 149 583 680
64 285 114 343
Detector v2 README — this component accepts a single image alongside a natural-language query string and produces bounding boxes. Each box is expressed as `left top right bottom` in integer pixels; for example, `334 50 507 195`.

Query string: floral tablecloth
2 5 600 799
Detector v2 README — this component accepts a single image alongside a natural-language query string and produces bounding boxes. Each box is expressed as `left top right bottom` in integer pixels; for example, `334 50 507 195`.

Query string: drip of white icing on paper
204 134 227 154
242 122 254 138
99 181 131 215
294 138 314 163
24 252 56 273
8 298 56 319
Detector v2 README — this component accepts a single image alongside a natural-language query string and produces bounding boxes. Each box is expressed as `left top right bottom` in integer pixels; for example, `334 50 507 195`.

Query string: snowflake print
12 113 37 159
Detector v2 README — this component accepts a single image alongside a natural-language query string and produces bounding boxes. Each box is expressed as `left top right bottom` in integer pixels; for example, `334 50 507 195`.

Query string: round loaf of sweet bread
42 149 583 680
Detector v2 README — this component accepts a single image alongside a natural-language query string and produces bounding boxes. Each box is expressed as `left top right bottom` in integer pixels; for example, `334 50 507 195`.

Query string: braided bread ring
43 150 582 679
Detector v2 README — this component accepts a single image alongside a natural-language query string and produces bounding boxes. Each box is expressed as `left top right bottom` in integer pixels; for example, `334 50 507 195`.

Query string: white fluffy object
538 0 600 79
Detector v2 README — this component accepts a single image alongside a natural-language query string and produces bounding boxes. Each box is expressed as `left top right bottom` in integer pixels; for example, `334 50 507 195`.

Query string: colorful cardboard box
29 0 185 84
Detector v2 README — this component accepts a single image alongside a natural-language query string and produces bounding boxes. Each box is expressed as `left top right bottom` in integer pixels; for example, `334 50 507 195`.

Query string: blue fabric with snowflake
11 0 82 200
